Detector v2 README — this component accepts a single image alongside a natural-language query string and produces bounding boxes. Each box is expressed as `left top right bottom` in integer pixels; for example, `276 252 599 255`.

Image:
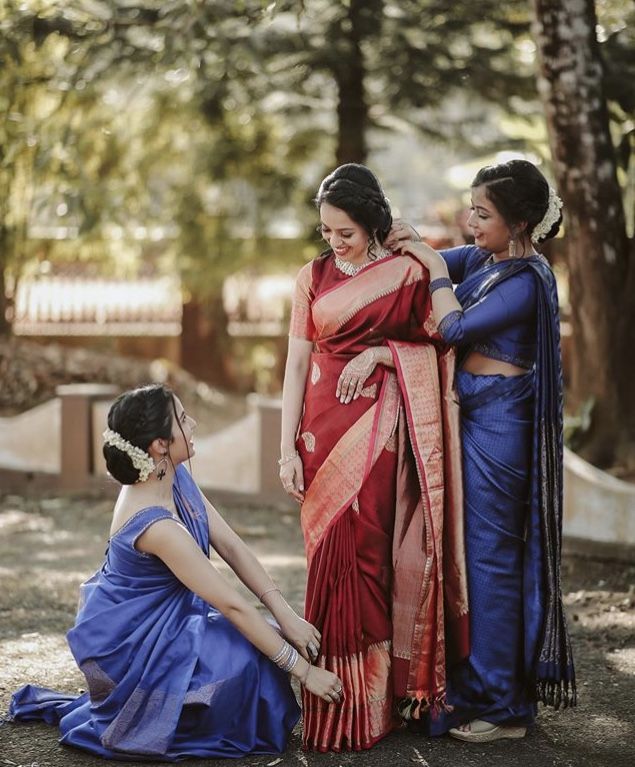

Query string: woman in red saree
279 164 469 752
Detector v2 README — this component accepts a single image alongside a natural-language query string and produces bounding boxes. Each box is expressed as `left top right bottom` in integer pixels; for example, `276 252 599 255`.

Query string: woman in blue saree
392 159 576 742
8 384 342 760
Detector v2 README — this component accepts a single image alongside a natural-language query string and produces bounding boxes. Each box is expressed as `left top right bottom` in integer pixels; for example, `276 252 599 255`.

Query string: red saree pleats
299 346 467 750
302 456 397 751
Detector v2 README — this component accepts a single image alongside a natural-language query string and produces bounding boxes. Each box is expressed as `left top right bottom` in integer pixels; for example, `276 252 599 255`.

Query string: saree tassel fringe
536 679 577 710
397 693 450 722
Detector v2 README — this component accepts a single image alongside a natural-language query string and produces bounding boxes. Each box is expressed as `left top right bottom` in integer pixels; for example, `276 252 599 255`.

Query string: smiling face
467 185 513 256
319 202 369 265
169 396 196 464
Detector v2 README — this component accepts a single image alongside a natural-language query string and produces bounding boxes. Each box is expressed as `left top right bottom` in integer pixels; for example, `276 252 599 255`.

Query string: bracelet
269 641 299 673
429 277 453 294
278 451 298 466
259 586 281 603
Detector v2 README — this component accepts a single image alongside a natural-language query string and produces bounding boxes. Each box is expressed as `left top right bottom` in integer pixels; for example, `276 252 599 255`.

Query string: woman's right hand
279 454 305 504
302 665 344 704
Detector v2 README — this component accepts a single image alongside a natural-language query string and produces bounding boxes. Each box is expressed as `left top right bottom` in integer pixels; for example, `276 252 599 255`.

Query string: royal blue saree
8 466 300 760
426 248 576 732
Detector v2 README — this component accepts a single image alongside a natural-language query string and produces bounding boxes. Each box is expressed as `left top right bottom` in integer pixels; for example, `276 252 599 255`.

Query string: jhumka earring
155 454 168 480
509 236 517 259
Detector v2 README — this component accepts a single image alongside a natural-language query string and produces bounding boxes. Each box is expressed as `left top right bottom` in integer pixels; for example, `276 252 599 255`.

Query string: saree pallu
293 255 468 752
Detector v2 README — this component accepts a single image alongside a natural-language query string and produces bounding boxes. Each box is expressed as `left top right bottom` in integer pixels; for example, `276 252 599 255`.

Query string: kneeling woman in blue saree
9 384 342 760
394 159 576 742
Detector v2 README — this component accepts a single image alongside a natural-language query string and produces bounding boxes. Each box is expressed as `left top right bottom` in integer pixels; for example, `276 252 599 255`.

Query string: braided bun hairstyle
315 163 393 247
472 159 562 243
103 384 174 485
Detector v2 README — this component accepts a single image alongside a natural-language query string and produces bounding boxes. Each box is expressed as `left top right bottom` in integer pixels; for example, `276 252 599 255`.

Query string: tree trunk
531 0 635 468
333 0 368 165
180 296 232 389
0 226 12 337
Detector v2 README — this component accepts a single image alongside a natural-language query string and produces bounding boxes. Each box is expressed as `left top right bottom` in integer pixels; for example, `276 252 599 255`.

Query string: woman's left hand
385 219 421 250
277 611 322 662
397 240 446 275
336 348 379 404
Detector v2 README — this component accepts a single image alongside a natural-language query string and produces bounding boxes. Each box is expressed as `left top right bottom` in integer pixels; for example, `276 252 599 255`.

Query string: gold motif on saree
352 497 360 513
311 361 321 384
423 313 438 336
360 383 377 399
301 431 316 452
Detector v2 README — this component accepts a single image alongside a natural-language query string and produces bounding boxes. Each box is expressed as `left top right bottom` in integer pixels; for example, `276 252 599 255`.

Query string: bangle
259 586 281 603
278 451 298 466
269 641 299 673
429 277 453 294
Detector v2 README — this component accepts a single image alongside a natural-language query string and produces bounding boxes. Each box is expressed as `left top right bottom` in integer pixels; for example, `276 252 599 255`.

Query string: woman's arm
398 241 464 326
438 246 473 284
435 274 536 345
399 241 536 343
279 337 312 502
137 519 342 700
198 493 320 660
386 221 472 283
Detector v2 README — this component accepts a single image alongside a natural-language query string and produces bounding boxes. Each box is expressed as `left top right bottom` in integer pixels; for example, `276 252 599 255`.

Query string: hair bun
315 163 393 244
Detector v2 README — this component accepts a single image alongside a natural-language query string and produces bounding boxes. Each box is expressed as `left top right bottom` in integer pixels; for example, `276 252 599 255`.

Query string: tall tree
264 0 535 165
532 0 635 467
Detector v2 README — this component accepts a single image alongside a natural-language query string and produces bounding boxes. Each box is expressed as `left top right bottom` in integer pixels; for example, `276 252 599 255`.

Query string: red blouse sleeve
289 262 315 341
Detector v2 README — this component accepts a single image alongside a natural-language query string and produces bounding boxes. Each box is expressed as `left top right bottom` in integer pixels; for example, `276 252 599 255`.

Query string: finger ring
307 641 318 658
335 684 343 693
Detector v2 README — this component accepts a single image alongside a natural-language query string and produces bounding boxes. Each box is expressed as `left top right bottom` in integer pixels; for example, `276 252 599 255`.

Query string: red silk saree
290 253 468 752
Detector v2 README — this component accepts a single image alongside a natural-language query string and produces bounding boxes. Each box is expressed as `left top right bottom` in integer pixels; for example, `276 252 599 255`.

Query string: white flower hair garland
531 186 563 244
103 428 155 482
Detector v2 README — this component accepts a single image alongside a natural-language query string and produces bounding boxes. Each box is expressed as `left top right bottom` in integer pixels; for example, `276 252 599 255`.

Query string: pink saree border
301 371 401 566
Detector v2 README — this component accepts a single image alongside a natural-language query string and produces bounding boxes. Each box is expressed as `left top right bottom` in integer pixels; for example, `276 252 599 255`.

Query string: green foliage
1 0 630 332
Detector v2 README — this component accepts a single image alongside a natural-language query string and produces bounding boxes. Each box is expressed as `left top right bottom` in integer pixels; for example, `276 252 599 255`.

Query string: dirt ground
0 486 633 767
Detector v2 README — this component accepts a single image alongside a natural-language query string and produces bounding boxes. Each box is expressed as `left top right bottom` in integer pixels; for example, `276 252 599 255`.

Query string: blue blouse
438 245 537 369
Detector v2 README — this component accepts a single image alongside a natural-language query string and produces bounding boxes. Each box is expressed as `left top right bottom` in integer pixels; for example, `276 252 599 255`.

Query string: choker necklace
333 248 390 277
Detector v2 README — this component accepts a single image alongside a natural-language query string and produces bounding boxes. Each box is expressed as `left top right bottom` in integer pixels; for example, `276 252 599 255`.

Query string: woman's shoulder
109 503 176 541
460 245 490 271
294 259 318 294
526 254 556 284
388 252 428 281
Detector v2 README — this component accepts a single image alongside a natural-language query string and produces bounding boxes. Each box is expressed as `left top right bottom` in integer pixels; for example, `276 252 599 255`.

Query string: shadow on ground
0 490 633 767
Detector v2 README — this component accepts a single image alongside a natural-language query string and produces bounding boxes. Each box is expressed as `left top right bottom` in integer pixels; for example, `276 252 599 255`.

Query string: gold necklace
333 248 390 276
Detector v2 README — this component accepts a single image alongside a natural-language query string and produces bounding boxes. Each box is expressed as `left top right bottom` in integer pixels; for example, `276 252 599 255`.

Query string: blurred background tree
532 0 635 467
1 0 633 466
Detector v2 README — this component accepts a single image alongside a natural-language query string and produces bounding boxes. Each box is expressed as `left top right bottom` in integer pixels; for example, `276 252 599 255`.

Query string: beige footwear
449 718 527 743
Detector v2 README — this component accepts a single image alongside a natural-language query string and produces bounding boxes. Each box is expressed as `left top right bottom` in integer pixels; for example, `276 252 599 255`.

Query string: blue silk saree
8 466 300 760
428 253 576 732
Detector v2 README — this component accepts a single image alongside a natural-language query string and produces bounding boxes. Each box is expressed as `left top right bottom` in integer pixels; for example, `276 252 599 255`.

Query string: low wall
1 394 634 553
0 399 60 473
563 447 635 545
